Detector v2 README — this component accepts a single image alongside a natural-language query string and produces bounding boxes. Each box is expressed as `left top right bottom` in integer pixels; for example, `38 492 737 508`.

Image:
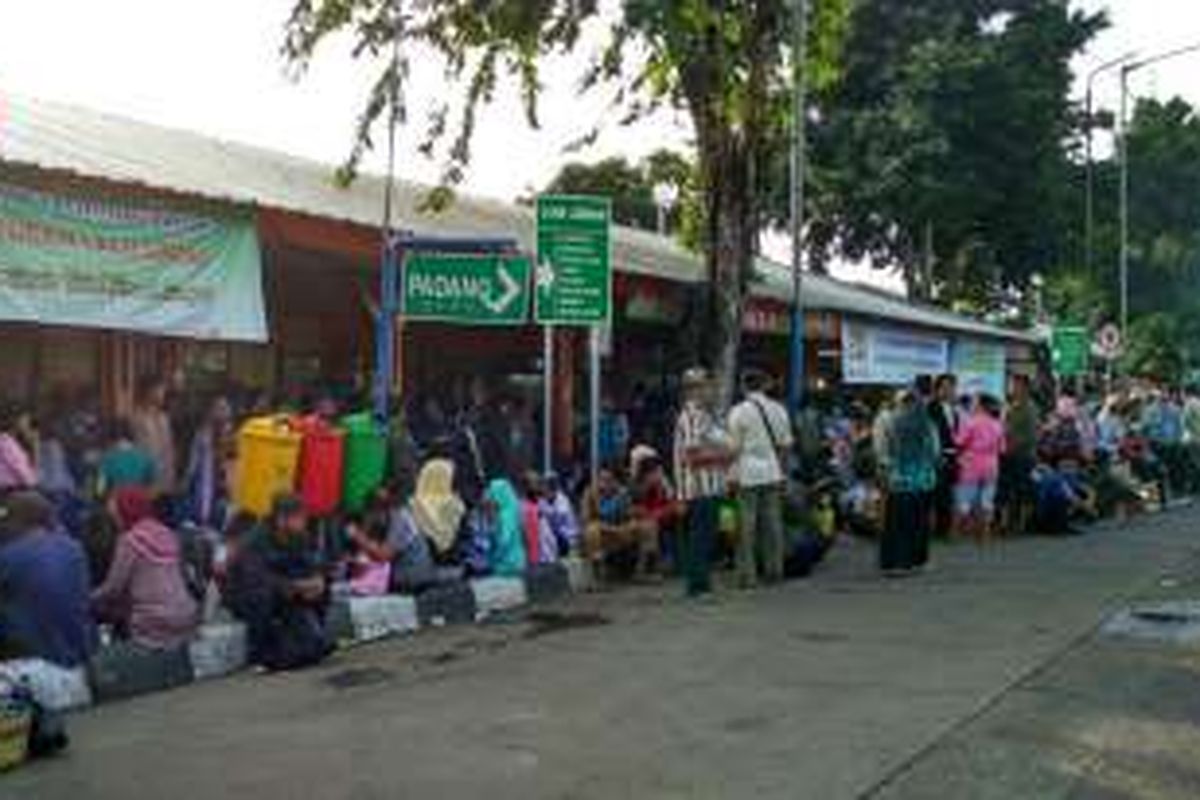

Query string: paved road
9 510 1200 800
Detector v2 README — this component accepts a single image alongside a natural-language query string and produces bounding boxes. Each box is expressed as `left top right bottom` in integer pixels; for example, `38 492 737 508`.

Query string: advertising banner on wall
842 319 950 385
0 181 266 341
951 339 1007 398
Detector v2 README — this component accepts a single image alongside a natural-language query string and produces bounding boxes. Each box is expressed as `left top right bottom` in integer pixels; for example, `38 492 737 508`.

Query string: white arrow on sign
536 259 556 290
482 263 522 314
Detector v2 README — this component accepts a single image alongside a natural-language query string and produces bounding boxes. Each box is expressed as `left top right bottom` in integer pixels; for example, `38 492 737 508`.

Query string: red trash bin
294 415 345 517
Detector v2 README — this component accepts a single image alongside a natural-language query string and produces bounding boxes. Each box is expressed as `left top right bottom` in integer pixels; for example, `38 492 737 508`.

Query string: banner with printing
0 181 266 341
842 319 950 385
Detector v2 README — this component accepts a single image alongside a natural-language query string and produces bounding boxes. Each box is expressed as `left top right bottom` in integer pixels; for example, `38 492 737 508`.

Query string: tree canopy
1074 97 1200 380
804 0 1104 300
537 150 698 239
285 0 850 404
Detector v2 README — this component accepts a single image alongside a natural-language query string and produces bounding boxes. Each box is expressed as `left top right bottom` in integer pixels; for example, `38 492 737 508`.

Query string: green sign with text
402 253 530 325
1051 326 1090 377
535 195 612 325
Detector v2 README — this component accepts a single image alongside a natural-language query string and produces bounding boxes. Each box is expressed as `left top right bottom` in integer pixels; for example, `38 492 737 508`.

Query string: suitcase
524 563 571 604
88 643 193 703
415 581 477 628
188 623 249 681
471 577 528 620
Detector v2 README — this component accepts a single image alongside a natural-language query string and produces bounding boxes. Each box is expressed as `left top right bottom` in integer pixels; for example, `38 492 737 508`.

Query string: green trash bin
340 412 388 512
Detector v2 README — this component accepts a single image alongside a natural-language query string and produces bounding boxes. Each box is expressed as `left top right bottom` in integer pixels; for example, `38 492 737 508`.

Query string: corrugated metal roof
0 92 1033 343
0 93 702 284
753 260 1038 343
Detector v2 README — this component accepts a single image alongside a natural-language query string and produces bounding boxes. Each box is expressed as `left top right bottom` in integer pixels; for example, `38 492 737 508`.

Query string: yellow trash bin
233 416 303 517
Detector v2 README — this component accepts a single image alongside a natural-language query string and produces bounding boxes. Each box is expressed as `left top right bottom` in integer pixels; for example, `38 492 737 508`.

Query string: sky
0 0 1198 284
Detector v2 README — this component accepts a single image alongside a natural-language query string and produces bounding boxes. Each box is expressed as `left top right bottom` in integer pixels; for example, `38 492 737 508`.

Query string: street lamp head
653 182 680 210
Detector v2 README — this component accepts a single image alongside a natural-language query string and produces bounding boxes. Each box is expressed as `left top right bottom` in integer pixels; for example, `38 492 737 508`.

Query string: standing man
673 368 733 597
131 375 177 496
728 371 793 587
1002 375 1039 536
928 374 959 539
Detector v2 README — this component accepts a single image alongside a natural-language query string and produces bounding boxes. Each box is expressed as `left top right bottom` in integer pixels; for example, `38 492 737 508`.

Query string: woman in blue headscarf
485 479 526 577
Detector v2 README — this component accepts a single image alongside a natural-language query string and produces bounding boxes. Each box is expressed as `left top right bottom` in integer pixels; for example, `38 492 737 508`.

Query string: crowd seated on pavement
4 369 1200 683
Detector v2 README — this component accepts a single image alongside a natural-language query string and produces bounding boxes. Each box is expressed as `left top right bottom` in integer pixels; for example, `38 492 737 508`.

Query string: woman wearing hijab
882 391 941 575
485 479 527 577
411 459 467 560
92 487 199 650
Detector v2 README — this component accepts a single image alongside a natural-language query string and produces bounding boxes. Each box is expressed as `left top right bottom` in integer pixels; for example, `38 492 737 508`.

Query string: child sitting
343 489 395 597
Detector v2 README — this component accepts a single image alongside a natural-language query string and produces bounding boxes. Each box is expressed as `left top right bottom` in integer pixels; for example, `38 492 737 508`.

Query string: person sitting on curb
581 466 658 582
0 491 97 666
225 495 332 671
92 487 200 651
344 480 463 595
540 473 580 558
631 453 684 572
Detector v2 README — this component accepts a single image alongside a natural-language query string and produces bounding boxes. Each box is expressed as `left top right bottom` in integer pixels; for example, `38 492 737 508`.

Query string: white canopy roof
0 92 1033 343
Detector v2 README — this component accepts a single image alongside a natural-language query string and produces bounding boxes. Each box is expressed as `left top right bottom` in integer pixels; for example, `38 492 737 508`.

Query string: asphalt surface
8 508 1200 800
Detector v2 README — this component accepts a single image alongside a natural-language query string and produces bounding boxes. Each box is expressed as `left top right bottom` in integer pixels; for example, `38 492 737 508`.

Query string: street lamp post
653 182 679 237
786 0 808 416
1117 41 1200 341
1084 53 1134 277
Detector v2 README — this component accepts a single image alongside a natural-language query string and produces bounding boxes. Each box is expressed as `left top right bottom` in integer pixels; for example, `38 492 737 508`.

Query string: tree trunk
699 135 755 411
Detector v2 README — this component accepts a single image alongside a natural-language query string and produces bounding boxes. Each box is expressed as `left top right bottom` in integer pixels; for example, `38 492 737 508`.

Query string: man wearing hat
672 368 734 596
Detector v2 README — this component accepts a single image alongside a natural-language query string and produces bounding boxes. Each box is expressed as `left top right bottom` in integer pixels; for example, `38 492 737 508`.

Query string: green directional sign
1051 325 1090 377
535 195 612 325
402 253 531 325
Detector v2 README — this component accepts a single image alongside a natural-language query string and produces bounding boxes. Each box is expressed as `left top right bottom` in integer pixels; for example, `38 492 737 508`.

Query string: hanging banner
951 338 1007 398
842 319 950 385
0 182 266 341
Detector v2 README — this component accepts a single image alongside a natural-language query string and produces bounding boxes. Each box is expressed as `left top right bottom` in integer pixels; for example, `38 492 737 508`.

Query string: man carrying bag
728 371 794 587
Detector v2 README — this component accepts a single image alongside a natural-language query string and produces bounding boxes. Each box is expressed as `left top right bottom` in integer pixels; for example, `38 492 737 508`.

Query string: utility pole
1118 63 1130 338
374 0 403 423
786 0 808 415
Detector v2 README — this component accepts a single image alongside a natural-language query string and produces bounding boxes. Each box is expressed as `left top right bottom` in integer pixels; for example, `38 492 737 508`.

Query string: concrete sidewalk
8 510 1200 800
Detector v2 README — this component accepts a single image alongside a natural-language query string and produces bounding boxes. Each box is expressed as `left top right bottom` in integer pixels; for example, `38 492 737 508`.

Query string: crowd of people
2 365 1199 679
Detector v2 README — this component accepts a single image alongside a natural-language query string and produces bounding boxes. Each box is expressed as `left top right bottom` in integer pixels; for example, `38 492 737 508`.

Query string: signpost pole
543 325 554 475
589 326 601 485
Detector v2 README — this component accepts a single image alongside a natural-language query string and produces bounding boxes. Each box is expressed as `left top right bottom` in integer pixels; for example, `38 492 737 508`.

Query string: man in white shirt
728 371 794 586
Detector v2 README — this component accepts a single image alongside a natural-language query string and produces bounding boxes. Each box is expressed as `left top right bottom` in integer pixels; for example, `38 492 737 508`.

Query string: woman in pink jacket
954 395 1007 545
92 487 199 650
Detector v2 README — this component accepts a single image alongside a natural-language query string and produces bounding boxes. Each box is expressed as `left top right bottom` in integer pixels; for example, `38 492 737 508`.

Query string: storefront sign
951 339 1007 398
0 182 266 341
624 281 686 325
743 299 790 336
842 319 949 385
402 253 531 325
535 195 611 325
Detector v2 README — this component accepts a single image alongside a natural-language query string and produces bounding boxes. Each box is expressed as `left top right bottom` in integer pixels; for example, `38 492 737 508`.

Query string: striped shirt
673 401 730 501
